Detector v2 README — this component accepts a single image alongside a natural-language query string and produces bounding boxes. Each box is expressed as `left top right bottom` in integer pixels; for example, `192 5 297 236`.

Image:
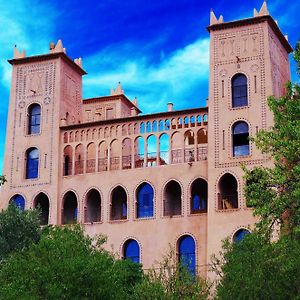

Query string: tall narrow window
85 189 101 223
123 239 140 263
163 180 182 216
178 235 196 276
232 74 248 107
28 104 41 134
232 121 250 157
26 148 39 179
111 186 127 220
136 182 154 218
62 191 78 224
218 173 238 209
191 178 207 214
34 193 49 225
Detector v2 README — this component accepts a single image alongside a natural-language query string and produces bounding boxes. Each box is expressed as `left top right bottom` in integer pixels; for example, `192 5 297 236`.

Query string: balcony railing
110 157 120 170
86 159 96 173
98 158 108 171
74 161 83 174
135 154 144 168
122 155 131 169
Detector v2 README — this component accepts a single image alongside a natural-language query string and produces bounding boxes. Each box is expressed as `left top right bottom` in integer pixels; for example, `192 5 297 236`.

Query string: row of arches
63 113 208 144
63 129 208 176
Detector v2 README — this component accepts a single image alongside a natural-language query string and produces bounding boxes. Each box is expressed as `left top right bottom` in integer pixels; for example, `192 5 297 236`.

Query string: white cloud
83 38 210 113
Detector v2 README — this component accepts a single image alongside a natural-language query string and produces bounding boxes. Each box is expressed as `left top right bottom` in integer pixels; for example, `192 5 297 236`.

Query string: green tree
0 204 41 261
0 175 6 186
242 44 300 236
0 225 143 300
215 233 300 300
133 249 210 300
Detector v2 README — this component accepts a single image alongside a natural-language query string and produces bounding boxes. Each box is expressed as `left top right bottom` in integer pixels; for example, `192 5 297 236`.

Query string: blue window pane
192 195 207 211
234 229 250 243
28 104 41 134
26 148 39 179
232 74 248 107
137 183 154 218
124 240 140 263
233 122 249 134
179 236 196 276
10 194 25 210
234 145 250 156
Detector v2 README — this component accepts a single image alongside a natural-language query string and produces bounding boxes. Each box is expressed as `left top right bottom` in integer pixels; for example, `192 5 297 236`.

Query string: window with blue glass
10 194 25 211
28 104 41 134
136 183 154 218
232 121 250 157
191 178 207 213
178 235 196 276
232 74 248 107
233 229 250 243
26 148 39 179
124 239 140 263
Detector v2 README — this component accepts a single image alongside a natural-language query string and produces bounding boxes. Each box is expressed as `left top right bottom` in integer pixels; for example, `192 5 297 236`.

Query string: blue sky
0 0 299 172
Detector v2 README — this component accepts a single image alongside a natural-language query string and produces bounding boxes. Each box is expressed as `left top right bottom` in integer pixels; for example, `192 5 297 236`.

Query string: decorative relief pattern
10 61 56 188
213 26 267 169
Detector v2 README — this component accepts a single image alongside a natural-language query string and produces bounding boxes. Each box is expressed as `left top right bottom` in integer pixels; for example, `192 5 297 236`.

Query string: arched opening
98 141 108 171
178 235 196 276
191 178 207 213
123 239 140 263
34 193 49 225
184 131 195 163
163 180 182 216
25 147 39 179
233 229 250 243
63 145 72 176
159 120 164 131
111 186 127 220
197 129 208 161
136 182 154 218
74 144 84 175
152 120 157 132
147 135 157 167
184 116 189 128
165 119 170 131
85 189 101 223
190 116 195 127
122 138 132 169
134 137 144 168
9 194 25 211
28 103 41 134
232 73 248 107
159 133 169 165
171 132 182 164
62 191 78 224
86 143 96 173
146 121 151 133
140 122 145 134
110 139 120 170
218 173 238 209
232 121 250 157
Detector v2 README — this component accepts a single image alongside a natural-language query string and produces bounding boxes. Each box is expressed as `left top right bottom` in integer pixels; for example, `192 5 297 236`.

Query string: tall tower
206 2 292 275
1 41 86 225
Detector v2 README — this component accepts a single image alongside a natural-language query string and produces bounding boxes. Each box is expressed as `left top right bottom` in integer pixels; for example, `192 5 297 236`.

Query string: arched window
163 180 182 216
85 189 101 223
63 145 73 176
34 193 49 225
123 239 140 263
232 121 249 157
62 191 78 224
178 235 196 276
191 178 207 214
10 194 25 211
26 148 39 179
218 173 238 209
233 229 250 243
232 74 248 107
28 104 41 134
136 183 154 218
111 186 127 220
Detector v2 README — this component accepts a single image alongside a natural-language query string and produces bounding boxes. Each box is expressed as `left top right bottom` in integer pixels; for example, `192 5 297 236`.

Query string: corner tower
206 2 292 275
1 41 86 225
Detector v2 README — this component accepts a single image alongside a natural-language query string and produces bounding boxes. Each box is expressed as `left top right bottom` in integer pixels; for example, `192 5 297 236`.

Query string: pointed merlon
253 8 259 17
132 97 138 107
218 15 224 23
210 10 218 25
13 45 26 59
51 39 64 53
115 82 124 95
259 1 269 16
284 35 288 41
74 57 83 68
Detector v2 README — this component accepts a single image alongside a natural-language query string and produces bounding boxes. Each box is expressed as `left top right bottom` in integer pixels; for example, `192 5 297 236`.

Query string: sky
0 0 299 172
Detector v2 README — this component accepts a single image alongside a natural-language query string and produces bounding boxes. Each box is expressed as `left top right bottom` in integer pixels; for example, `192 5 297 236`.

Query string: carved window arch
232 74 248 107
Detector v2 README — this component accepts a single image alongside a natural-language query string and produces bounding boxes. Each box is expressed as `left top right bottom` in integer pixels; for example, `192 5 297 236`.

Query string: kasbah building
0 1 292 279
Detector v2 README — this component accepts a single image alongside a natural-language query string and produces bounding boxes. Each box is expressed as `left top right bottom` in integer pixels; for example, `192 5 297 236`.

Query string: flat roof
8 52 87 75
60 106 208 130
207 15 293 53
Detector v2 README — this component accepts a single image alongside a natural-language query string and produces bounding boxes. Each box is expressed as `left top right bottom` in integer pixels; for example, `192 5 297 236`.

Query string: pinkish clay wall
0 2 292 280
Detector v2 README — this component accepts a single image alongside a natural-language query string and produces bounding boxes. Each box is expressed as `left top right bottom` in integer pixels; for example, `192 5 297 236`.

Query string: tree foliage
0 204 41 261
0 225 143 300
216 233 300 300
